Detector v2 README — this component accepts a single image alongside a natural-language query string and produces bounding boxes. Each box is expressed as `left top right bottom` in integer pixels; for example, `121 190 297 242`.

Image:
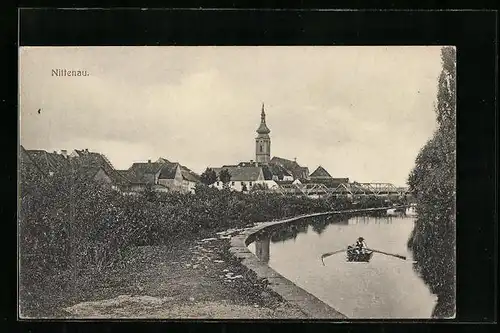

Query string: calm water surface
248 215 437 319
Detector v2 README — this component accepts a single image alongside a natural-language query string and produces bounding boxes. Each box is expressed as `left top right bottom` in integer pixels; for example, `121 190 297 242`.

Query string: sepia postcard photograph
18 46 456 320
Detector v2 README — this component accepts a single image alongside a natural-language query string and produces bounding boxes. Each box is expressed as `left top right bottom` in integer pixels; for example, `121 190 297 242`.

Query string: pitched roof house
261 163 293 181
126 161 165 185
307 165 349 188
180 166 202 183
24 149 70 176
214 166 264 182
270 156 310 180
210 164 278 192
20 147 118 196
310 166 333 179
124 160 201 193
73 166 113 185
69 149 130 187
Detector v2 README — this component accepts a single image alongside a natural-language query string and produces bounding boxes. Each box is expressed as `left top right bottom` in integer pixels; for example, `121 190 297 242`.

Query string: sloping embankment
229 206 400 319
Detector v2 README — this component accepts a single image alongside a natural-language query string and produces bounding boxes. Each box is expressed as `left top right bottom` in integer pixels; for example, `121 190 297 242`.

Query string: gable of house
270 156 309 180
127 162 165 184
181 168 201 183
310 166 332 179
25 149 70 176
70 150 130 186
158 163 181 180
74 166 113 184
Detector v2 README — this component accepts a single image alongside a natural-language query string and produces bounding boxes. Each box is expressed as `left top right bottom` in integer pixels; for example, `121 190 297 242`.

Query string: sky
19 46 444 186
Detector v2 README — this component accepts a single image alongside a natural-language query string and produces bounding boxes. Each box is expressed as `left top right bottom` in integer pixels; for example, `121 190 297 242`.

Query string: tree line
407 46 456 318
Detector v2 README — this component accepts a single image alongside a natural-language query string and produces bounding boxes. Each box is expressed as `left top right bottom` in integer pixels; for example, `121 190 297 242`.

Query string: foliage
19 174 363 286
219 169 231 188
200 168 217 185
407 46 456 318
250 183 269 192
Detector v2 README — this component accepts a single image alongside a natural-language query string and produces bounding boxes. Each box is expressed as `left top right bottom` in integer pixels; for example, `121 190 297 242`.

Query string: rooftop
213 166 263 182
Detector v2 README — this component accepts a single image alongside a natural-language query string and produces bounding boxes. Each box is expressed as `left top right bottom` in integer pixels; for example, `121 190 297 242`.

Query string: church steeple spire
256 102 271 164
257 102 270 135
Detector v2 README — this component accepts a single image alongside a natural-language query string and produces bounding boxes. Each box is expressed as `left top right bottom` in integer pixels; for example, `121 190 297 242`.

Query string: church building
210 103 312 192
255 103 271 164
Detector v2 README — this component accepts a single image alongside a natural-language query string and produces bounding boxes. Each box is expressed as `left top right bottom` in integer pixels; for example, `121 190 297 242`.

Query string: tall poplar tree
407 46 456 318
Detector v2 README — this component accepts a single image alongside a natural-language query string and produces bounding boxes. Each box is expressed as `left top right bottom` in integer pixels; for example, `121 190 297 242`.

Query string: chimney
148 159 151 163
53 151 57 154
61 150 67 157
85 148 89 153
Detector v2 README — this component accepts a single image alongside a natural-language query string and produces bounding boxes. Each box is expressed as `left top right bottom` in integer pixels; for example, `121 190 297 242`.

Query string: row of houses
20 146 349 197
20 146 406 199
209 156 349 193
19 146 201 194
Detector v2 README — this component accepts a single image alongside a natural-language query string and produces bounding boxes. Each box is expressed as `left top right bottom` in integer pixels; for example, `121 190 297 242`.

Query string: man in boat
354 237 368 254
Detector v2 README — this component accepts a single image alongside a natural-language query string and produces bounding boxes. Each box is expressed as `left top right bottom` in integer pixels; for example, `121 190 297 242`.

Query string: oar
366 248 407 260
321 249 346 266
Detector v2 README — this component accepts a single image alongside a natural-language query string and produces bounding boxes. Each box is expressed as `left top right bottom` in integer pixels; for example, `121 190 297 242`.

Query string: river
248 214 437 319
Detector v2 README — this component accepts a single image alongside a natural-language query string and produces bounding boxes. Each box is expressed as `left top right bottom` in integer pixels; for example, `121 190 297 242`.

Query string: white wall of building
211 179 276 192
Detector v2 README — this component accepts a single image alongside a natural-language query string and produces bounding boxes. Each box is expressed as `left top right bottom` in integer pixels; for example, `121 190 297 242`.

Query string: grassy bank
20 233 305 318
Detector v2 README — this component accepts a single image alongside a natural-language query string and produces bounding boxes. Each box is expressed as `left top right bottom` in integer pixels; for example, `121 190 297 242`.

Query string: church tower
255 103 271 164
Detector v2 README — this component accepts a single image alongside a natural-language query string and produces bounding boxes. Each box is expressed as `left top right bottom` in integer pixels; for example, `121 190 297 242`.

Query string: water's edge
229 206 402 319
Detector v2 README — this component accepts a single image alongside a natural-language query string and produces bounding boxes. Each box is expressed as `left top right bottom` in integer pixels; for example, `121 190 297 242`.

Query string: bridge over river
247 213 437 319
268 182 409 198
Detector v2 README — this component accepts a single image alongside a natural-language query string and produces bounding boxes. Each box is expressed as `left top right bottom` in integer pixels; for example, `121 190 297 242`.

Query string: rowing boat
346 245 373 262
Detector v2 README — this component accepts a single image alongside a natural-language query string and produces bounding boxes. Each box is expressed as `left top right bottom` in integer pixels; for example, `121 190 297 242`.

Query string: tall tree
219 169 232 189
407 46 456 318
200 168 217 185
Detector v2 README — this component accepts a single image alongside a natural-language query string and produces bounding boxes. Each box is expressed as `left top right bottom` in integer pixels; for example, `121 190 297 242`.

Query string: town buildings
20 147 117 186
209 103 343 193
19 147 201 194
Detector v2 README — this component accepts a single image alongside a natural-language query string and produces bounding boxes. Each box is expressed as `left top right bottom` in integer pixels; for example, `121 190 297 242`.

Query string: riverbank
20 206 403 319
20 229 306 319
228 206 413 319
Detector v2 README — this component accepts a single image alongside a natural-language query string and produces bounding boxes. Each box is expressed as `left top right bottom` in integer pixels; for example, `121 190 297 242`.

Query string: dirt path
21 230 306 319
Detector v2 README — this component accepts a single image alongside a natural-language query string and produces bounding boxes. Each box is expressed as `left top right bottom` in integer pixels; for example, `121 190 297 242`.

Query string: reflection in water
270 214 352 243
269 213 393 243
254 235 270 263
248 215 439 319
350 216 394 225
